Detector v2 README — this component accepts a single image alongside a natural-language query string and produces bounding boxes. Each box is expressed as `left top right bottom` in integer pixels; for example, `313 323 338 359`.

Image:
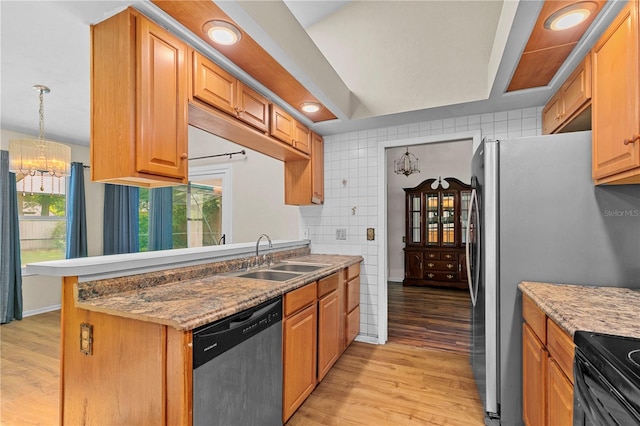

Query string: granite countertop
519 281 640 339
75 254 362 331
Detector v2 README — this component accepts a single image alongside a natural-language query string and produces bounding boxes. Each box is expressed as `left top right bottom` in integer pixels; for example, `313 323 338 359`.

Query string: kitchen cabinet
284 131 324 205
542 55 592 135
522 294 574 426
90 8 188 187
270 104 311 155
317 273 340 382
192 50 269 133
283 282 317 423
403 177 471 288
592 0 640 184
345 263 360 346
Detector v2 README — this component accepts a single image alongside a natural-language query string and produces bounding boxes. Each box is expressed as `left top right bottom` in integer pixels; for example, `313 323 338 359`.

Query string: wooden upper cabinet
293 121 311 154
542 55 592 135
91 8 188 187
270 104 311 154
192 51 269 132
311 132 324 204
592 0 640 184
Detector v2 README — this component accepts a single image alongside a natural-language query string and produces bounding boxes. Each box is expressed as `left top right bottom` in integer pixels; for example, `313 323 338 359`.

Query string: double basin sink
230 261 329 282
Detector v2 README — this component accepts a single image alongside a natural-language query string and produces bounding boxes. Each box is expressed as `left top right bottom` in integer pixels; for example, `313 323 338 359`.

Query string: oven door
573 349 640 426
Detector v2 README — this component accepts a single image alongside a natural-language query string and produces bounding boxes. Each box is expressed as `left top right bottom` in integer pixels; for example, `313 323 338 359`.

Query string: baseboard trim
387 277 403 283
354 335 378 345
23 304 61 317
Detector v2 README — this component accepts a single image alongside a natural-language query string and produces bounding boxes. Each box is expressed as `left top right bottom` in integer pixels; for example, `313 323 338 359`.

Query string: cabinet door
136 17 188 179
523 323 547 426
236 81 269 132
270 104 295 146
404 250 423 280
283 304 317 422
192 51 236 116
542 92 563 135
547 358 573 426
293 121 311 154
346 305 360 346
407 193 423 245
561 55 591 124
592 1 640 180
311 132 324 204
317 290 340 382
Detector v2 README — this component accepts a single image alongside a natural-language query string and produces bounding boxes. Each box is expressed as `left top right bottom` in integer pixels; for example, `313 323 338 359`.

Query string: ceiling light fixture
203 20 242 45
9 85 71 194
394 147 420 176
544 2 597 31
300 102 321 113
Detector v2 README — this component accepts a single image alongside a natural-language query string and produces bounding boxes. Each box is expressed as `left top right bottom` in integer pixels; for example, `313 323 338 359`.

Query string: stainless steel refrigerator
466 131 640 425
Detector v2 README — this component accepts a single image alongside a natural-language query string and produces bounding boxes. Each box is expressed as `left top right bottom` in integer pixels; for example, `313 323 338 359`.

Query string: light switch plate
336 228 347 240
367 228 375 240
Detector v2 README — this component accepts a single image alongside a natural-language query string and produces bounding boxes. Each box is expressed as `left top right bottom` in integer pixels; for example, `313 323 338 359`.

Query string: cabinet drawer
425 252 440 260
347 263 360 281
522 294 546 345
546 318 574 383
441 252 458 261
346 276 360 313
318 273 339 298
346 305 360 345
424 272 458 282
424 260 458 271
285 282 317 317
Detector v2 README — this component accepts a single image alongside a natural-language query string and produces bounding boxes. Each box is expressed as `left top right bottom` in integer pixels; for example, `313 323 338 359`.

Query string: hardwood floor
0 283 483 425
1 310 60 425
287 282 483 425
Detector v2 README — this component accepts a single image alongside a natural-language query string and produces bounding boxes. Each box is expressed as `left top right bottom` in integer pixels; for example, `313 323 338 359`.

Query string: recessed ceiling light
300 102 321 113
544 2 597 31
203 20 242 45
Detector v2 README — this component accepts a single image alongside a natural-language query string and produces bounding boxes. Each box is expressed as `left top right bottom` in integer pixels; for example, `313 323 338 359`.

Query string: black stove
574 331 640 425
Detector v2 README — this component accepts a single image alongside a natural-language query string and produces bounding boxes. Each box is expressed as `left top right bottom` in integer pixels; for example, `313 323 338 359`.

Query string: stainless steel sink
270 263 326 273
234 270 303 282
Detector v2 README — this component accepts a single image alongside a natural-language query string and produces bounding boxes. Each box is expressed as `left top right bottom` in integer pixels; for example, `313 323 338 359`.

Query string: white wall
188 126 299 242
1 129 103 315
386 140 473 282
300 106 542 341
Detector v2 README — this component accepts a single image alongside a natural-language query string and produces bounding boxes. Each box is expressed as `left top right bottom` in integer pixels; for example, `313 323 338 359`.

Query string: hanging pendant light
9 85 71 194
394 147 420 176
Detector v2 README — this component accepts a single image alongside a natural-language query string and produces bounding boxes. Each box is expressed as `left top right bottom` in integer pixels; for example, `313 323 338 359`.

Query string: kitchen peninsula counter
75 254 362 331
519 281 640 339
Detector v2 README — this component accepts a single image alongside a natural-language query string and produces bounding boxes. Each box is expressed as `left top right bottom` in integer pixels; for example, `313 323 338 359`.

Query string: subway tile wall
299 106 543 340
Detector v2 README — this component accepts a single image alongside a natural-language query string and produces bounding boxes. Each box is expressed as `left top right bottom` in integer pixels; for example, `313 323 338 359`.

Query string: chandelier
9 85 71 194
394 147 420 176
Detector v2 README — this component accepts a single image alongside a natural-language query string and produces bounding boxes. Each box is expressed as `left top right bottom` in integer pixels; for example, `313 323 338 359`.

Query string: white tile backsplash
300 106 544 340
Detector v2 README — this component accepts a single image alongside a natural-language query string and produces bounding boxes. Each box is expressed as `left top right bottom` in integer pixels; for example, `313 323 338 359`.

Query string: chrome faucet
255 234 273 267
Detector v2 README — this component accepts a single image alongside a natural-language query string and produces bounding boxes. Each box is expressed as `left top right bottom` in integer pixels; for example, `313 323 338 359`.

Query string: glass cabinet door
460 190 471 245
441 192 456 246
408 194 422 244
426 193 439 245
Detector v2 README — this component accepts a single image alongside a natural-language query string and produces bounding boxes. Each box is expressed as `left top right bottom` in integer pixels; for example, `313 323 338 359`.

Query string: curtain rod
189 150 246 161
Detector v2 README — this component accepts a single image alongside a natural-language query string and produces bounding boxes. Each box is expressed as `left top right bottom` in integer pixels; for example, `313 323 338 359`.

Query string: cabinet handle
427 262 435 268
447 263 454 269
234 107 245 116
447 274 454 280
427 273 435 279
624 134 640 145
180 153 188 160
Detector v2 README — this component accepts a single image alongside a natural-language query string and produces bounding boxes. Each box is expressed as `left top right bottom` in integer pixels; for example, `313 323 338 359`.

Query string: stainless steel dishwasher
193 296 283 426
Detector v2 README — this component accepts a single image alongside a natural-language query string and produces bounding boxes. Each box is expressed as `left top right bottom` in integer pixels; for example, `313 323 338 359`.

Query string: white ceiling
0 0 625 147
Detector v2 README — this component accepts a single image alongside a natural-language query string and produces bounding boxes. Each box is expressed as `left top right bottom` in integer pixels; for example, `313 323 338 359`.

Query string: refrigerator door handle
466 188 479 307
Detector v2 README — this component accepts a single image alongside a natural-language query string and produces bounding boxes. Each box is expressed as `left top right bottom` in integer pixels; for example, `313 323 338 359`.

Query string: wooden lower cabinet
522 323 547 426
283 303 317 422
317 290 340 381
522 293 574 426
345 263 361 346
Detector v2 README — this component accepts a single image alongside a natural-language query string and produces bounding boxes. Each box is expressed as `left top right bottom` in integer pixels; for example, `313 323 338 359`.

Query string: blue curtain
103 184 139 255
66 162 87 258
148 187 173 251
0 150 23 323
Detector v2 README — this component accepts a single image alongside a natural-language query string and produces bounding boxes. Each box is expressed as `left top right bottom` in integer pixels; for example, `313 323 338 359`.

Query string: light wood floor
1 283 483 425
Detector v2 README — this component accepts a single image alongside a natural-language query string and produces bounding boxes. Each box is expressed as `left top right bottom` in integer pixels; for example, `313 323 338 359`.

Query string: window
138 180 224 251
16 175 67 266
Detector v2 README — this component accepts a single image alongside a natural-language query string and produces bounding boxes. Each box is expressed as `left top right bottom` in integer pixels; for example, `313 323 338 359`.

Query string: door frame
376 130 481 344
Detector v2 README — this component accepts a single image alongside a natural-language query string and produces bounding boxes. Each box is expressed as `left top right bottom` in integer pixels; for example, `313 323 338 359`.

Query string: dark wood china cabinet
403 177 471 288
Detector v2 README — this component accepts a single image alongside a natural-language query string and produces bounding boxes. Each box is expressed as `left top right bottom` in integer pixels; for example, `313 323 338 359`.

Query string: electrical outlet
80 323 93 355
367 228 375 241
336 228 347 240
